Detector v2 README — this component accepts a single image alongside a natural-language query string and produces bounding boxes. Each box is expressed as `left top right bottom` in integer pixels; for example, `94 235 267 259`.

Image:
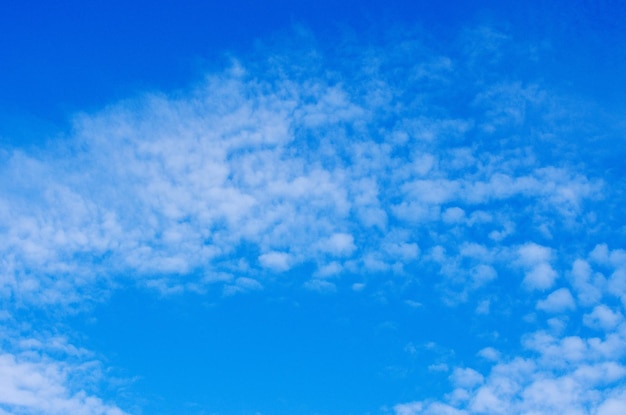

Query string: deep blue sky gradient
1 1 626 415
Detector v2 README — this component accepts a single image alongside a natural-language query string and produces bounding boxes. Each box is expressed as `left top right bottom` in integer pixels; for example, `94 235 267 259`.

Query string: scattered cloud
0 18 623 415
536 288 576 313
258 252 292 272
0 323 127 415
517 244 559 290
584 305 624 331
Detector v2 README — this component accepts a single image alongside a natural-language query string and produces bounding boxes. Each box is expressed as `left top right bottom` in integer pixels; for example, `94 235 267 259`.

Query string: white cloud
318 233 356 257
442 207 466 224
517 244 558 290
0 22 620 415
517 243 552 266
394 244 626 415
477 347 500 361
590 244 611 265
315 261 343 278
583 305 624 331
401 179 460 205
258 252 292 272
597 394 626 415
395 320 626 415
384 241 420 262
570 258 604 306
590 245 626 268
608 269 626 301
0 35 606 310
469 264 497 287
0 327 127 415
450 368 484 389
351 282 365 292
536 288 576 313
394 401 423 415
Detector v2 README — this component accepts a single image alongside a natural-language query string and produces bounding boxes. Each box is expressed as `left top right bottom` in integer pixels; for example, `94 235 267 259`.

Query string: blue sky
1 1 626 414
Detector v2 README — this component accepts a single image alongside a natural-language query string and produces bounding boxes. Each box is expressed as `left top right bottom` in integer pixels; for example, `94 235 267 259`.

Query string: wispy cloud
1 21 624 414
0 31 605 306
0 319 128 415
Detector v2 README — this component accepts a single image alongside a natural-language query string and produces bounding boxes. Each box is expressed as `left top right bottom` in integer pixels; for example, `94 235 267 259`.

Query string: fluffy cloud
536 288 576 313
584 305 624 331
394 250 626 415
517 244 559 290
0 25 608 310
0 323 127 415
258 251 292 272
0 353 127 415
0 22 622 415
318 233 357 257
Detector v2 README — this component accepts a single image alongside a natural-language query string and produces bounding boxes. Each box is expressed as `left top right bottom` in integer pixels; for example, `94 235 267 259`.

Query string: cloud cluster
394 245 626 415
0 320 128 415
0 28 605 308
0 23 623 414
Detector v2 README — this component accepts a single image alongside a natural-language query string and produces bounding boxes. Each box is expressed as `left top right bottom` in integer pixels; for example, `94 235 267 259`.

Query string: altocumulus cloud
1 24 625 414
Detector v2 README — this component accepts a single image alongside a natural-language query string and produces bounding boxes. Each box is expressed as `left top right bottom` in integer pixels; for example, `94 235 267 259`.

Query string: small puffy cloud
488 220 514 242
362 253 390 273
470 264 497 287
450 367 484 389
477 347 500 361
590 244 626 268
536 288 576 313
516 244 558 290
570 258 604 306
459 243 493 262
590 244 611 265
583 305 623 331
351 282 365 292
318 233 356 257
523 263 558 290
608 269 626 299
258 251 292 272
518 243 552 266
442 207 465 224
394 401 423 415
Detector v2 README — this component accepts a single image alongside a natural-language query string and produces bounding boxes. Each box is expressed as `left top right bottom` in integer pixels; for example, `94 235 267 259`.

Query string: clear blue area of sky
2 1 626 415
